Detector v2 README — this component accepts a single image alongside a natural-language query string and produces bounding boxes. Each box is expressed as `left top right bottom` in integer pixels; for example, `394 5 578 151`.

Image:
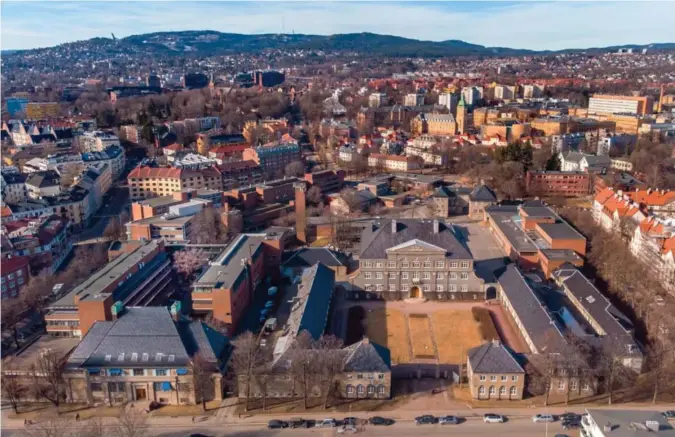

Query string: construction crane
111 33 117 41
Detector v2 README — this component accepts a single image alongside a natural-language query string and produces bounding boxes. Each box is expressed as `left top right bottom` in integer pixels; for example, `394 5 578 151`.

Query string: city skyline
2 1 675 51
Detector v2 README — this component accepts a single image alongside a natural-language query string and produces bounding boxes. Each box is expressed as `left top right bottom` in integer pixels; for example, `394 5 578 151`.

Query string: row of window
479 375 519 382
478 386 518 396
345 384 386 396
364 284 470 292
362 260 470 269
364 272 469 280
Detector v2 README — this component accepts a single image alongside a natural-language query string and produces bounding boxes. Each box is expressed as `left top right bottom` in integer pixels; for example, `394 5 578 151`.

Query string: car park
368 416 395 426
439 415 460 425
484 414 505 423
415 415 437 425
267 420 288 429
533 414 556 423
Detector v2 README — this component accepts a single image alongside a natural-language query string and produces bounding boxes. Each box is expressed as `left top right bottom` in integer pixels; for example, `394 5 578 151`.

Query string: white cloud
2 1 674 51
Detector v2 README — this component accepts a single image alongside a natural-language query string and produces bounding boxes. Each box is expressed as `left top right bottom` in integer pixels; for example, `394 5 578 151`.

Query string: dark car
342 417 358 426
289 418 307 429
664 411 675 419
369 416 395 426
560 412 579 422
562 419 581 430
439 415 460 425
415 415 437 425
267 420 289 429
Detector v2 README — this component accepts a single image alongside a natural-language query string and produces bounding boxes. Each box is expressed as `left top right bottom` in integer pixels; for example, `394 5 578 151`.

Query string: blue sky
2 1 674 51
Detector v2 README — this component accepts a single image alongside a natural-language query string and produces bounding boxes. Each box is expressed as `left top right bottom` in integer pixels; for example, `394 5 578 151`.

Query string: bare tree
306 185 323 205
230 331 263 411
646 341 675 404
287 331 315 409
24 417 72 437
58 163 86 189
1 298 25 349
173 248 209 279
1 372 26 414
284 160 305 178
315 335 344 409
32 348 66 407
76 418 107 437
191 353 212 411
593 336 635 405
103 212 129 241
114 408 148 437
189 208 229 244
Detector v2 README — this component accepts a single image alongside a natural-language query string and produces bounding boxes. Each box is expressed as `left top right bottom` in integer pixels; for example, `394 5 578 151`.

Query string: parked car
415 415 437 425
664 411 675 419
369 416 395 426
484 414 505 423
439 415 460 425
289 418 308 429
337 424 358 434
317 418 337 428
342 417 358 426
560 413 580 422
562 419 581 430
533 414 556 423
554 435 570 437
267 420 288 429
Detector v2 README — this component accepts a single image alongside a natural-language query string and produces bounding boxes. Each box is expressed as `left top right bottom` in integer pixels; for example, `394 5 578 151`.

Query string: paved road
3 419 581 437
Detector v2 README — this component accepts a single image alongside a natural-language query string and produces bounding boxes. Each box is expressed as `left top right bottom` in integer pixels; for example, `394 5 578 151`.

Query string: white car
337 424 358 434
484 414 505 423
317 419 337 428
533 414 555 423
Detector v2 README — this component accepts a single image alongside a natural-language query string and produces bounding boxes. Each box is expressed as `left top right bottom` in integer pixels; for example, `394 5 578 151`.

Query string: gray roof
136 195 182 208
563 151 585 164
467 341 524 374
359 219 472 260
67 307 228 370
50 239 165 308
342 338 391 373
26 170 60 188
552 266 641 356
485 206 538 253
289 263 335 340
496 265 565 353
281 248 348 269
194 234 265 290
469 184 497 202
536 222 585 241
584 409 675 437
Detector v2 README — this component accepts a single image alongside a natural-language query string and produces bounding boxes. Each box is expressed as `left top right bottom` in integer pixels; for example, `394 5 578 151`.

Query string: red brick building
526 171 592 198
1 256 30 299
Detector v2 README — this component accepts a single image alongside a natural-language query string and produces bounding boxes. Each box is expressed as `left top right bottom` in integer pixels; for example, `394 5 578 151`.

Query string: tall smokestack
294 182 307 244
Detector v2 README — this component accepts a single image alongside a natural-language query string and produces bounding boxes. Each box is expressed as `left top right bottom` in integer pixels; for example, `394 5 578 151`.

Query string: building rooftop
468 340 524 374
342 337 391 373
50 239 165 308
193 234 265 290
67 306 228 370
584 409 675 437
281 247 349 270
537 222 586 241
359 219 472 260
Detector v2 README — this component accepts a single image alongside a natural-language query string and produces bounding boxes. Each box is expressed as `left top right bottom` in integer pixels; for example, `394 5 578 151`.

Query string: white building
581 409 674 437
368 93 387 108
173 153 218 170
494 85 516 101
461 87 483 106
338 144 358 162
404 93 425 107
367 153 421 172
438 93 458 113
611 158 634 172
78 131 120 152
559 152 611 173
522 84 545 99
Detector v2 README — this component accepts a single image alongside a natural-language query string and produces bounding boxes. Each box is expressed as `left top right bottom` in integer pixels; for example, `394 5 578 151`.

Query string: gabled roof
281 248 348 269
469 184 497 202
342 338 391 373
468 341 524 374
386 239 446 253
359 219 472 260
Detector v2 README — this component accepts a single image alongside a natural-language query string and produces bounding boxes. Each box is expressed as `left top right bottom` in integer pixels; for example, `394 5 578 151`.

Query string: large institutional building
588 94 653 115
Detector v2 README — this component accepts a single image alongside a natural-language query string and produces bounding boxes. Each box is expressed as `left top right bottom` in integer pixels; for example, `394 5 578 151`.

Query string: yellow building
25 102 59 120
412 113 456 136
531 117 568 136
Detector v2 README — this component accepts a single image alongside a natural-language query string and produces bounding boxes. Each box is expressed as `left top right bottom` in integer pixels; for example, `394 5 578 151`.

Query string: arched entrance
409 286 422 299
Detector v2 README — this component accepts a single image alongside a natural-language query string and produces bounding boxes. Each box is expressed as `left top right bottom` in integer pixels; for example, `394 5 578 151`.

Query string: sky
2 1 675 51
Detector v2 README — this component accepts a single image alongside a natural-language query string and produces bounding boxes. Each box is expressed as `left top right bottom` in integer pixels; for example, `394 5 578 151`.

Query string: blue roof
296 263 335 340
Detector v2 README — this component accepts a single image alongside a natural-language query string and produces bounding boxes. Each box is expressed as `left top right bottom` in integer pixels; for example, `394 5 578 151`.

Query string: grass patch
408 314 436 359
366 308 410 364
431 309 484 364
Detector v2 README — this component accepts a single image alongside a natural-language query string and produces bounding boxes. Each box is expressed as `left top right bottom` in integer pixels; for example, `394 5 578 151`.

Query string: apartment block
242 142 301 176
304 169 345 194
127 167 222 201
217 160 263 190
78 131 120 152
368 154 421 172
588 94 653 115
197 133 247 156
1 256 30 299
526 171 592 198
118 125 141 143
25 102 59 120
351 219 485 301
404 93 425 107
1 215 72 274
45 239 173 338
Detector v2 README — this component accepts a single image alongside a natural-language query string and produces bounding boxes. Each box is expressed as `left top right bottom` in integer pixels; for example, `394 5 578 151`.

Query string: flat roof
193 234 265 289
537 222 586 241
486 207 538 253
540 249 583 262
135 195 181 208
50 240 163 308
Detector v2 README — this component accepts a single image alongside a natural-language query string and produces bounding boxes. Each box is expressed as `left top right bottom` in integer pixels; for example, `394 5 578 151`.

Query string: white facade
611 158 634 172
438 93 458 112
173 153 218 170
494 85 516 101
588 97 640 115
404 93 424 107
78 131 120 152
461 87 483 106
368 93 386 108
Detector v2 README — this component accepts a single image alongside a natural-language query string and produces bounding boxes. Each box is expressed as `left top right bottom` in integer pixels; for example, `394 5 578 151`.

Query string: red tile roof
128 167 182 179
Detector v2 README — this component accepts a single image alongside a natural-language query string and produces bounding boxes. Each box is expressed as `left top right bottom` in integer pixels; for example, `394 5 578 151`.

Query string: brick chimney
294 182 307 243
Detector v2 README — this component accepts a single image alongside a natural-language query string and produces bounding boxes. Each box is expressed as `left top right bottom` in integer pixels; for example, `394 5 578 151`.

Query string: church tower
456 95 467 134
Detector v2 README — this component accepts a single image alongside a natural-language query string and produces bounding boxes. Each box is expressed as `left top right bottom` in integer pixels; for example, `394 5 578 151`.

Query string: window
450 262 458 268
375 272 383 280
412 262 420 268
376 284 383 291
131 353 138 362
461 285 468 292
582 382 590 391
510 386 517 396
402 272 409 279
378 385 385 394
375 262 383 268
437 285 443 292
490 375 497 382
450 272 457 280
387 261 396 268
133 369 144 376
423 285 430 291
364 272 371 279
461 261 470 269
402 262 409 268
155 369 167 376
500 386 506 395
436 261 444 268
461 272 469 280
479 386 485 395
357 385 365 396
364 284 372 291
436 272 444 279
511 375 518 382
570 379 578 390
423 261 431 268
389 272 396 279
489 386 496 395
90 383 103 392
501 375 507 382
479 375 486 381
367 385 375 395
346 385 354 395
423 272 431 280
364 261 372 268
558 380 566 391
412 272 419 279
449 285 457 292
389 285 396 291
